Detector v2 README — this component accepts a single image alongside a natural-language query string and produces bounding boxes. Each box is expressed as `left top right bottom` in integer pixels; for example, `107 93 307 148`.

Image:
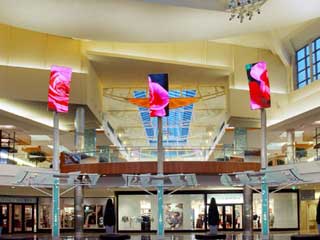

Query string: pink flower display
246 61 271 110
48 65 72 113
148 75 169 117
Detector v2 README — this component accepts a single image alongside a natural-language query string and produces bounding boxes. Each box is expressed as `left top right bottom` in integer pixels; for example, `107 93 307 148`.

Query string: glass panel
298 71 306 82
252 192 298 229
235 205 243 229
224 206 233 229
316 38 320 50
297 48 305 61
13 205 23 232
0 205 9 234
61 206 74 229
297 60 305 71
164 194 204 230
24 205 33 232
118 195 157 231
38 198 52 229
218 206 223 229
317 51 320 64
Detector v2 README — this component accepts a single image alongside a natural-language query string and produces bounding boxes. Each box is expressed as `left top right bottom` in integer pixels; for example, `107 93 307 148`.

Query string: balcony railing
62 146 261 165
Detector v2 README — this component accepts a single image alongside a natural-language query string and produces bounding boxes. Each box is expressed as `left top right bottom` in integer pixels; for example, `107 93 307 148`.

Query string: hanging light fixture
227 0 267 23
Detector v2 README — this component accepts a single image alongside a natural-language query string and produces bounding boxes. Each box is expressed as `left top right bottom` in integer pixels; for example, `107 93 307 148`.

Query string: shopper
208 197 219 235
317 197 320 233
104 198 116 234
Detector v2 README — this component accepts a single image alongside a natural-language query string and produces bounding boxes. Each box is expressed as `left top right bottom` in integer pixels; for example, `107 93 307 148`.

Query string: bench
291 234 320 240
195 234 226 239
99 234 131 240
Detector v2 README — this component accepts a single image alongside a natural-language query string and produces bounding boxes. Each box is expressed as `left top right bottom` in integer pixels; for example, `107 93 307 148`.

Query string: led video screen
246 61 270 110
48 65 72 113
148 73 169 117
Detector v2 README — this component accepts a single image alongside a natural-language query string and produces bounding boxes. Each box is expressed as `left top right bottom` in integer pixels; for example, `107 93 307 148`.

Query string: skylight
133 89 196 146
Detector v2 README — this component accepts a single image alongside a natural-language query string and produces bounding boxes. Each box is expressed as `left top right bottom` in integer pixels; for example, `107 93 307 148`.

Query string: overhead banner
48 65 72 113
148 73 169 117
245 61 270 110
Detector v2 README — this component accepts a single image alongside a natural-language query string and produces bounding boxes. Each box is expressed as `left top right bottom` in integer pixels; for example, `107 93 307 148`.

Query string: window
296 45 310 88
312 38 320 81
296 37 320 89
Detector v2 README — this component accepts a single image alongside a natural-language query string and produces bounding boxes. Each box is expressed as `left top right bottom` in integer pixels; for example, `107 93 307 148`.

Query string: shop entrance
217 204 243 230
0 204 9 234
12 204 35 233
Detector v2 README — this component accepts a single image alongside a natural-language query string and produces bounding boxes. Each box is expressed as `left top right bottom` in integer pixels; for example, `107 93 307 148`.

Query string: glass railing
0 151 52 168
62 146 261 164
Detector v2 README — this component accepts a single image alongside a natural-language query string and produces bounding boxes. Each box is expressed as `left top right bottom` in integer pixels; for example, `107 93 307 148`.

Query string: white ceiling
0 0 319 42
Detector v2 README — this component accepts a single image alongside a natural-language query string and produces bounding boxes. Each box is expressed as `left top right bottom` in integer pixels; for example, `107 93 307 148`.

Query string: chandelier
228 0 267 23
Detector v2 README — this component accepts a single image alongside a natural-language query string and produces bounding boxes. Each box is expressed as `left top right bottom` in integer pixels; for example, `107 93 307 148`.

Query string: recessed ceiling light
313 120 320 125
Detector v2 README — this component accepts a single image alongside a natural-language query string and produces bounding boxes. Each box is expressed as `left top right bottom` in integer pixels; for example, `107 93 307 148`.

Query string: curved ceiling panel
0 0 319 42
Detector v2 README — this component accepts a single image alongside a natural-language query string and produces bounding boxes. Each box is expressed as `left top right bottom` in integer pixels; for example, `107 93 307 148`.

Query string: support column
52 112 60 239
157 117 164 237
243 185 253 239
286 129 295 164
74 107 85 237
260 109 269 239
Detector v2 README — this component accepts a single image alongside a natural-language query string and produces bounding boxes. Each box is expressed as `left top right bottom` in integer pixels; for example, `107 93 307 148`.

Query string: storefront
116 190 299 232
252 191 299 230
0 196 37 234
38 197 111 232
117 191 245 232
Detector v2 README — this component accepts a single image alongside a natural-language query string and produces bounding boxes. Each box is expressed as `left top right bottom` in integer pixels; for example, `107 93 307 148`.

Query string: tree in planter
27 151 47 166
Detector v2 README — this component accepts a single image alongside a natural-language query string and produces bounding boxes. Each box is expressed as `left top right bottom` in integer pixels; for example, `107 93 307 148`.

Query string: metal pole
52 111 60 238
157 117 164 237
260 108 269 239
74 107 85 236
243 185 253 239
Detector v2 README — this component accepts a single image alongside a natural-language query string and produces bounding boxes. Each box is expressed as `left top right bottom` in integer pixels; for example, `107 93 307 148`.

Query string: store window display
252 192 298 229
117 193 205 231
38 197 108 230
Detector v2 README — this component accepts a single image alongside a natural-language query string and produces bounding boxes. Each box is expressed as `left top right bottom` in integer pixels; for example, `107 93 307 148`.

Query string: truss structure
122 173 197 189
12 170 99 193
220 166 305 191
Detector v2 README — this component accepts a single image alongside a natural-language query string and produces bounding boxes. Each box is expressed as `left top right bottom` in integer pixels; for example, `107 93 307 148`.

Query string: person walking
317 197 320 233
208 197 219 235
104 198 116 234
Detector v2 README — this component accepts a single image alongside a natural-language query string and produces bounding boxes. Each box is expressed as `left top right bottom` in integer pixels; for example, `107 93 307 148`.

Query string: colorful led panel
48 65 72 113
148 73 169 117
246 61 271 110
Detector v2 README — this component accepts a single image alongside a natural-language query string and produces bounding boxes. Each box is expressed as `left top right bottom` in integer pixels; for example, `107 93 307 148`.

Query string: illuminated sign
246 61 270 110
148 73 169 117
48 65 72 113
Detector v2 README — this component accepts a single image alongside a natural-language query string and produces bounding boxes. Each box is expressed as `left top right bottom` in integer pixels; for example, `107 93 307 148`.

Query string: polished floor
0 231 311 240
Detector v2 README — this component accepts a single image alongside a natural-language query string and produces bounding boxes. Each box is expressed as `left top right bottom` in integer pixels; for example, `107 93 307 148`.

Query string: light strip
0 152 36 167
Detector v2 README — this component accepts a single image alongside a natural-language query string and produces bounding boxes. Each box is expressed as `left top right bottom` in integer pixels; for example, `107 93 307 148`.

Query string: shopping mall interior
0 0 320 239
